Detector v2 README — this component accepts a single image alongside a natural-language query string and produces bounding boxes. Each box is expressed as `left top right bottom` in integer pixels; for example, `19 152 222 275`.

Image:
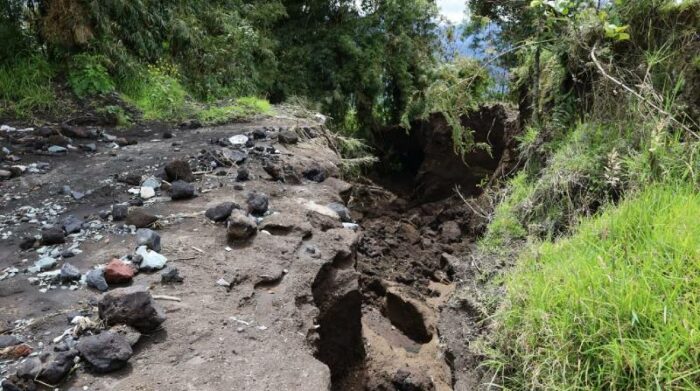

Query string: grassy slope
494 183 700 389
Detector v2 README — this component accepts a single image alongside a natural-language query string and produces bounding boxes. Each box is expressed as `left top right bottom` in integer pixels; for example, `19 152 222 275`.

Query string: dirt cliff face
371 104 520 203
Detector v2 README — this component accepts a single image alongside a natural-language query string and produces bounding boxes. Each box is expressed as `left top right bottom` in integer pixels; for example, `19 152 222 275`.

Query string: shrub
124 64 187 121
492 183 700 389
68 54 115 97
196 97 272 125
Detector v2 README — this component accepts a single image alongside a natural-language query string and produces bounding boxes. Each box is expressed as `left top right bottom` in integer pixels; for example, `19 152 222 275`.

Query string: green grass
123 66 188 121
195 96 272 125
492 183 700 390
0 55 57 118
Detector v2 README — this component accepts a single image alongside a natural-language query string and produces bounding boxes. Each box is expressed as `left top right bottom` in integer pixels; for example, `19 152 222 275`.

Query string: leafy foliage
0 55 57 118
68 54 115 97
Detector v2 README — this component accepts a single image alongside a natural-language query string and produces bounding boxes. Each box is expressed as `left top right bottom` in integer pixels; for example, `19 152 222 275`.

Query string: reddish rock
104 259 135 284
0 343 33 359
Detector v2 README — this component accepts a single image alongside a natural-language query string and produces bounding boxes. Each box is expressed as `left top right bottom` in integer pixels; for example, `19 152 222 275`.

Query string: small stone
61 215 84 234
141 176 161 189
252 128 266 140
33 257 57 272
80 143 97 152
48 145 67 154
59 263 81 283
19 237 37 250
125 208 157 228
302 165 326 183
161 267 183 284
170 180 195 200
327 202 353 223
164 159 194 182
41 227 65 245
226 210 258 242
86 269 109 292
112 204 128 221
236 167 250 182
0 169 11 180
278 130 299 144
162 131 174 139
217 278 231 287
136 228 161 252
139 186 155 200
118 174 142 186
205 202 239 222
98 285 166 332
0 335 21 349
246 191 269 216
136 246 167 271
229 134 248 146
71 190 85 200
104 259 135 284
76 332 132 373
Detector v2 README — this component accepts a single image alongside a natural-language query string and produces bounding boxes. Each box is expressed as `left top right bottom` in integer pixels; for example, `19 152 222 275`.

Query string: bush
492 183 700 389
124 64 187 121
195 97 272 125
0 55 57 118
68 54 115 97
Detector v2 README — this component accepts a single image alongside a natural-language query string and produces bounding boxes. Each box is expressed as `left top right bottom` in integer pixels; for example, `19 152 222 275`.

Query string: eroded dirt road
0 108 509 390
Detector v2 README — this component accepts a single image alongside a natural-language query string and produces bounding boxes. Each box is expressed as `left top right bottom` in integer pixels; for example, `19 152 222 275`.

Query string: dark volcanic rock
41 227 65 245
327 202 353 223
170 180 196 200
118 174 142 186
164 159 194 182
235 167 249 182
161 267 183 284
226 210 258 242
19 237 37 250
86 269 109 292
205 202 239 222
98 286 166 332
278 130 299 144
38 350 78 384
76 332 132 373
112 204 128 221
61 215 84 234
125 208 157 228
136 228 161 252
246 192 269 216
302 165 327 183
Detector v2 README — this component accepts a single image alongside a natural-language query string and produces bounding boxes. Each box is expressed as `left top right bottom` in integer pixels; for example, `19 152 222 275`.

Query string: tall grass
0 55 57 118
492 183 700 390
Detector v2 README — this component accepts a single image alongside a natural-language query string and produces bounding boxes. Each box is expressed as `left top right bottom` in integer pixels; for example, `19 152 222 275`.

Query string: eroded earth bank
0 105 518 390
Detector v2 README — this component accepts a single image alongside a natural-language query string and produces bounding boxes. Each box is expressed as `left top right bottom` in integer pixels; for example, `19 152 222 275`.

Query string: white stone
140 186 156 200
229 135 248 146
136 246 167 271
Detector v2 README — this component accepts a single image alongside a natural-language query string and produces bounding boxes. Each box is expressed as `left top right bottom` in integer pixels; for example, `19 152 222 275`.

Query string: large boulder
76 332 132 373
164 159 194 182
98 286 166 332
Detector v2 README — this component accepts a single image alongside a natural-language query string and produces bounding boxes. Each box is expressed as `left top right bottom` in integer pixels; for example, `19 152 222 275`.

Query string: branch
590 43 699 140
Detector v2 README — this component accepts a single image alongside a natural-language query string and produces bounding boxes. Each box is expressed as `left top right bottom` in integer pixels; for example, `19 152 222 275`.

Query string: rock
61 124 94 139
164 159 194 182
86 269 109 292
98 286 166 332
48 145 67 154
61 215 84 234
112 204 128 221
278 130 299 144
80 143 97 152
136 246 167 271
229 134 248 146
439 221 461 243
252 128 266 139
170 180 195 200
179 119 201 129
104 259 135 284
226 210 258 241
303 165 326 182
59 263 81 283
118 174 142 186
19 237 37 250
139 186 155 200
16 355 44 380
125 208 157 228
392 369 435 391
246 191 269 216
162 131 174 139
236 167 250 181
222 149 247 165
41 227 65 245
161 267 183 284
136 228 161 252
0 335 21 349
38 350 78 384
0 169 11 180
205 202 239 222
108 324 141 347
327 202 353 223
263 160 283 181
76 332 132 373
1 376 35 391
0 344 32 359
141 176 161 189
32 257 57 272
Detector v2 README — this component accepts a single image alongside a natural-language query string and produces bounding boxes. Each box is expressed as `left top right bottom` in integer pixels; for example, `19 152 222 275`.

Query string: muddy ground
0 106 517 390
